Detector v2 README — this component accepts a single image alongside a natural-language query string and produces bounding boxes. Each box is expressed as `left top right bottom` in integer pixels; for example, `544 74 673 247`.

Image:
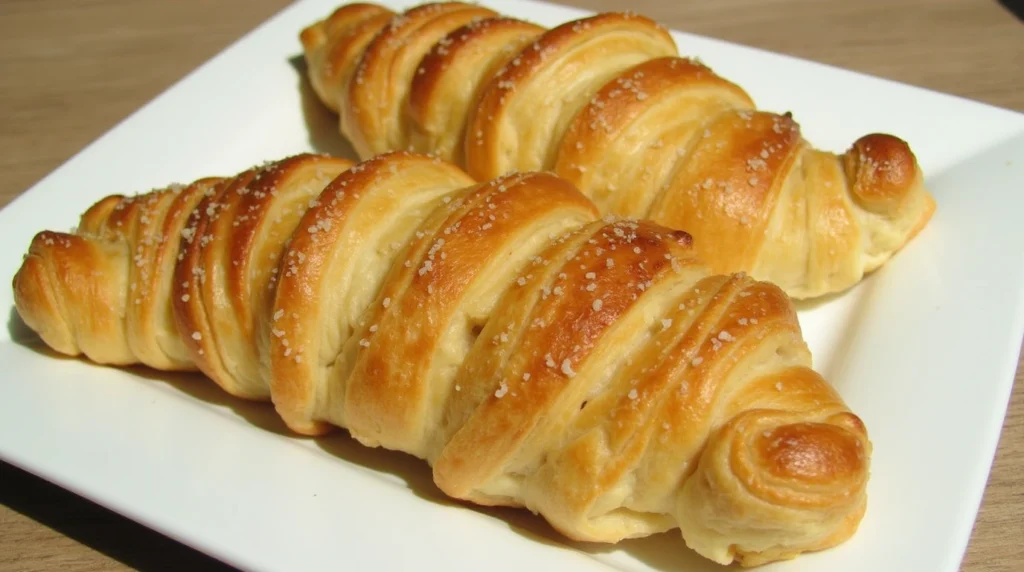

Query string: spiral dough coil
13 151 871 567
300 2 936 299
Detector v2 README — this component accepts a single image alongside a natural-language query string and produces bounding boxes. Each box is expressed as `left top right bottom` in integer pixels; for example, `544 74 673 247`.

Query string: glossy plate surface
1 1 1022 570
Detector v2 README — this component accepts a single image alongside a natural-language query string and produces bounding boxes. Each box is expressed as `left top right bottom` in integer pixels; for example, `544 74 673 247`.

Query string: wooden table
0 0 1021 570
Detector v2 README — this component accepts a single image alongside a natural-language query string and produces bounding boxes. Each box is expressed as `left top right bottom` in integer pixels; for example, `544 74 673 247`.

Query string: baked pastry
12 151 871 567
301 2 936 299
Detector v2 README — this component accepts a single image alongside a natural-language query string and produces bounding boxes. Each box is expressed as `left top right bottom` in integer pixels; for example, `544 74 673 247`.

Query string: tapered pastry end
299 2 386 51
843 133 935 222
12 232 78 357
676 371 871 567
13 230 136 364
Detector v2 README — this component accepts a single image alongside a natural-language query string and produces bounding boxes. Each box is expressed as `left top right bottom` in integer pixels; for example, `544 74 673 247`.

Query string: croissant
12 151 871 567
300 2 936 300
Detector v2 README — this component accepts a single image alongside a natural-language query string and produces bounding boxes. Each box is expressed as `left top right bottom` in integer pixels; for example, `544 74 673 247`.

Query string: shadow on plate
6 307 734 570
0 460 236 571
315 426 732 571
5 310 238 569
789 267 882 387
471 504 734 572
7 308 293 437
314 433 731 570
290 54 361 162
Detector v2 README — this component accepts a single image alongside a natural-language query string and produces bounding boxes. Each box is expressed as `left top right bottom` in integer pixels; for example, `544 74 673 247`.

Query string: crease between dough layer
301 2 936 299
13 151 872 568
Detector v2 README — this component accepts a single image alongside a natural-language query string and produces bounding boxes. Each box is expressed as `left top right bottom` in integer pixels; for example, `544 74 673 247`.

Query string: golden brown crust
678 371 870 566
433 219 703 502
171 155 353 398
300 3 395 114
148 178 224 368
267 152 477 435
755 420 867 485
302 2 937 300
172 172 255 392
555 56 756 217
12 235 67 352
612 275 806 514
12 179 229 369
77 195 123 236
344 171 599 455
13 232 121 361
463 12 678 180
843 133 927 213
342 2 499 158
324 10 397 117
299 2 386 51
123 188 192 369
13 149 872 568
407 17 545 164
649 110 806 276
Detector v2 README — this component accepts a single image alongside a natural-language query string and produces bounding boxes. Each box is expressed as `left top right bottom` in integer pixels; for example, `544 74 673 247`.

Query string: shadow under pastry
290 54 361 161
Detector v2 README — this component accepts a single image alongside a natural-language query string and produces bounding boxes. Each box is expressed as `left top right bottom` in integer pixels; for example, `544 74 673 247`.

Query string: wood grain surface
0 0 1021 570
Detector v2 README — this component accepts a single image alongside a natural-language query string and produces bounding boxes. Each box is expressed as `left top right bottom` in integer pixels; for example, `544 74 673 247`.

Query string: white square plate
1 1 1022 571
